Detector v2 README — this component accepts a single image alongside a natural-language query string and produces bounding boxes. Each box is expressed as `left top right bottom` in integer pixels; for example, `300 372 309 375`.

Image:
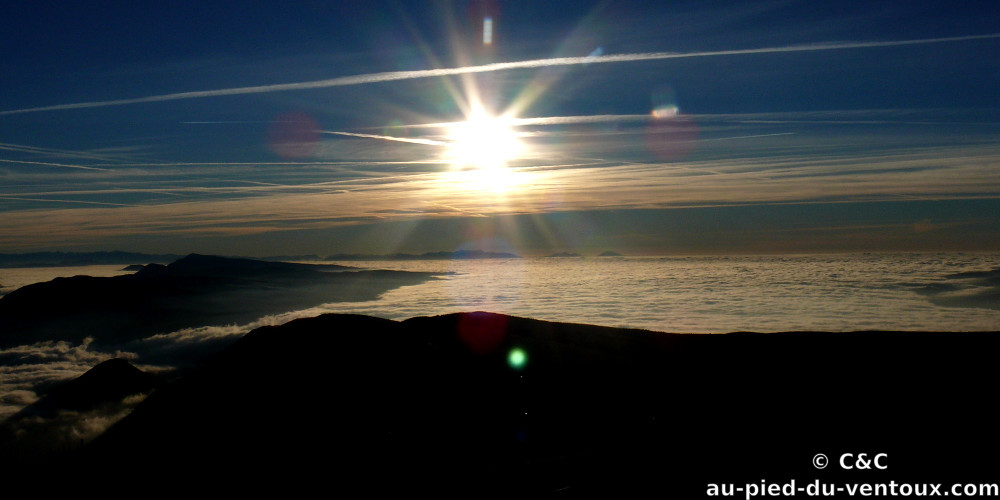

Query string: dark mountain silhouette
0 358 161 460
25 358 162 415
256 254 322 262
598 250 623 256
545 251 582 257
0 254 437 349
132 253 352 279
326 249 520 260
14 312 997 496
119 264 146 271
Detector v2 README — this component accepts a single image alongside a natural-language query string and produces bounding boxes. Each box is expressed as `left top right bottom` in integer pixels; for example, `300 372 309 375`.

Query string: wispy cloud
0 135 997 249
2 33 997 116
1 106 996 250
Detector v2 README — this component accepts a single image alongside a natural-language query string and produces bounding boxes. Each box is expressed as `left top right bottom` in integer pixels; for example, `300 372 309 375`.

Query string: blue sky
1 0 998 255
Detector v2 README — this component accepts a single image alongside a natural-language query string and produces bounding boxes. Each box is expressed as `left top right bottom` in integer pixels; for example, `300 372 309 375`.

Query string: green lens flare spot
507 347 527 370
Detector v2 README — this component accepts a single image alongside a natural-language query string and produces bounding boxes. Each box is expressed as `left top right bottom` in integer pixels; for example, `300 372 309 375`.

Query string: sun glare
443 111 527 193
446 112 524 171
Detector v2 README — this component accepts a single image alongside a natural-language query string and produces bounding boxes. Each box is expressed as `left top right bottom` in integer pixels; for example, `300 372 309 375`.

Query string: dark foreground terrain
4 312 999 497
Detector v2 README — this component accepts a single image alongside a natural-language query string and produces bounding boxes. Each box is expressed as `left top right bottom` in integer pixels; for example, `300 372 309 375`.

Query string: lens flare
507 347 527 370
483 17 493 45
458 312 509 354
268 111 320 159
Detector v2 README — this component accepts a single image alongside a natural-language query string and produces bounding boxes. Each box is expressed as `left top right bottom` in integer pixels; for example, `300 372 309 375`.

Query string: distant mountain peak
157 253 349 277
0 251 181 268
325 250 520 261
172 253 230 265
34 358 162 414
546 251 582 258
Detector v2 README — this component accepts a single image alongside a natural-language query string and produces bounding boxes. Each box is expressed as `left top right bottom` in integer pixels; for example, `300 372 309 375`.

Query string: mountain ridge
0 254 437 349
19 311 994 496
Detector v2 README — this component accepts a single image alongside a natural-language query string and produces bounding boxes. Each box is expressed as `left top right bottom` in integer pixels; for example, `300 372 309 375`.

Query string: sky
1 0 999 256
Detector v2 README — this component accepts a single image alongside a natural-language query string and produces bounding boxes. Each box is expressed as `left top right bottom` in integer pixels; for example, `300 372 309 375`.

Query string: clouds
0 310 317 420
0 109 998 252
0 294 418 421
0 1 998 254
0 260 446 437
915 268 1000 311
0 338 137 421
122 306 348 366
2 402 142 458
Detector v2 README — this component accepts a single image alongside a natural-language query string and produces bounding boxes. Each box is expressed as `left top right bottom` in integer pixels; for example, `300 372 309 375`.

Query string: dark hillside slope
17 312 1000 496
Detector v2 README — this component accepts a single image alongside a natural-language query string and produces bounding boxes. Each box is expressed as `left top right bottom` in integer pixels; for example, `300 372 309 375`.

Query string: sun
445 111 525 171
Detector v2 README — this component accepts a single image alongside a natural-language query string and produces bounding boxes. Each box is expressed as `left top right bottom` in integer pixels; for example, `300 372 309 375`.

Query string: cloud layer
1 109 998 252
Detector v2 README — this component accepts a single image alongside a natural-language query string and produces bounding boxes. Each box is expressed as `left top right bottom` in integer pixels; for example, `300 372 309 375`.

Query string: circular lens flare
507 347 527 370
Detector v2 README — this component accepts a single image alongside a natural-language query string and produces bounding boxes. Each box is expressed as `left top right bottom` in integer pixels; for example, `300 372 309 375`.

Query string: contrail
695 132 797 142
392 114 651 130
2 33 998 116
511 114 650 126
0 143 127 163
322 131 447 146
0 195 129 206
0 158 109 171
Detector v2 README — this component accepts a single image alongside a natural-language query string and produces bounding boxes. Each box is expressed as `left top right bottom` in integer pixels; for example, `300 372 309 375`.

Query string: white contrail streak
0 195 129 206
695 132 797 142
1 33 997 116
394 114 652 130
0 143 126 163
512 114 651 126
0 158 109 171
322 131 447 146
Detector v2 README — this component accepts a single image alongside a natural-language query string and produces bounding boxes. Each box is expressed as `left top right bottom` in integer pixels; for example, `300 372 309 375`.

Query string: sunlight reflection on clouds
0 110 998 250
